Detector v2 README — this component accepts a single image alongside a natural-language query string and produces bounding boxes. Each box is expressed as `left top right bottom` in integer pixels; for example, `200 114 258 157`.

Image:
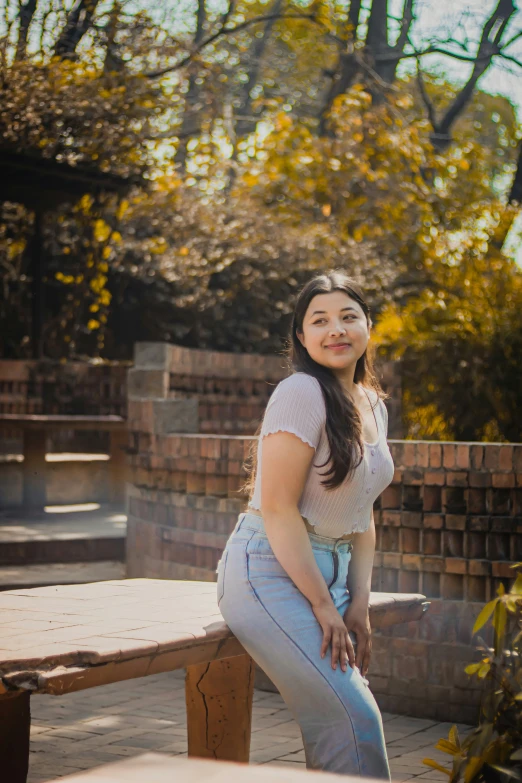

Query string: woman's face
297 290 370 372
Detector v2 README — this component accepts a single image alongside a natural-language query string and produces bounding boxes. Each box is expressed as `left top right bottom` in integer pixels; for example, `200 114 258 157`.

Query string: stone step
0 504 127 566
0 535 125 566
0 560 126 591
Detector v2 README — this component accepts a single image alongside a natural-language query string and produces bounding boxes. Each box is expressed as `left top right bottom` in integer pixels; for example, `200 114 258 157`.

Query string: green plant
424 564 522 783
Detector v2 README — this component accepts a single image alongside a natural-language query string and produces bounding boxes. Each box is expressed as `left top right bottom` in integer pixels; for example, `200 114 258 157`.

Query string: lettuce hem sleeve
260 426 317 451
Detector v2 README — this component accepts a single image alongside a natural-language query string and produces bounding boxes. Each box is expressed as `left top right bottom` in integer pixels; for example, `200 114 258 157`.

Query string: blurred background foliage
0 0 521 441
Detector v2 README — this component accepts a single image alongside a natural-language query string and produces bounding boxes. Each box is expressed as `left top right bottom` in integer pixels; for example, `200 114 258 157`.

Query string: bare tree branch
219 0 235 30
502 27 522 49
143 12 320 79
394 0 415 53
435 0 517 147
415 57 438 130
499 52 522 68
377 46 492 64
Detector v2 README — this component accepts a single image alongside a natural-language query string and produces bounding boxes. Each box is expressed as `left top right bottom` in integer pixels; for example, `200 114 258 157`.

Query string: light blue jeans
216 512 391 779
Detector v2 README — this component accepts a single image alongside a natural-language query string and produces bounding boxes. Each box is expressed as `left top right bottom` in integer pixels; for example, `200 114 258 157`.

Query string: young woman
216 270 395 778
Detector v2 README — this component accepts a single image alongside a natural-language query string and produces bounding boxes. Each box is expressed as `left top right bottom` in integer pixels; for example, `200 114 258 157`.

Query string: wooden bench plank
0 414 125 431
0 579 427 691
8 637 247 695
48 751 385 782
0 579 428 783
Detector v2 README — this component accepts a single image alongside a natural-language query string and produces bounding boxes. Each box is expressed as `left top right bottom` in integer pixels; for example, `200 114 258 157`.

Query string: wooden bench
0 578 429 783
0 414 127 508
47 751 386 782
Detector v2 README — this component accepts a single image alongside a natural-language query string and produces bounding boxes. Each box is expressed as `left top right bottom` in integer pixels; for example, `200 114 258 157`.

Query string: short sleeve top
249 372 395 536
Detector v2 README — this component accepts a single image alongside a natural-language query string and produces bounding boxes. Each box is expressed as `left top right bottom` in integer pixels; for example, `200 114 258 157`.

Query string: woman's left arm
343 510 376 676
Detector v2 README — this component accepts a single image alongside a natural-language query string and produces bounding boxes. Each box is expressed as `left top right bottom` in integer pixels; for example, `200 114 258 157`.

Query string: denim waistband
235 512 353 552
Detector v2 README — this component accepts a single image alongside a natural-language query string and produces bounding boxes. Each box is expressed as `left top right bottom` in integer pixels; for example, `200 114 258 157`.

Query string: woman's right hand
312 598 355 672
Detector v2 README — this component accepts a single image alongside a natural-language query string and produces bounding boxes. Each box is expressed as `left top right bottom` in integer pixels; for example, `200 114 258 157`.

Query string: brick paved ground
28 670 471 783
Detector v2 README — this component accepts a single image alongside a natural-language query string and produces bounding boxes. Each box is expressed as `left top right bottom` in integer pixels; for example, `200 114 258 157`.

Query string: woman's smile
326 343 351 351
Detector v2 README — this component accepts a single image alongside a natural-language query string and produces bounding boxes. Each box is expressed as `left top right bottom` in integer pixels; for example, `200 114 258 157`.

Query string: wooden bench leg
23 429 46 508
185 654 255 762
0 692 31 783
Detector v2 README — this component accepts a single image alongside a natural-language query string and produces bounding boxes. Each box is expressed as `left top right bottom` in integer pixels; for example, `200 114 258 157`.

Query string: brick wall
0 343 401 449
0 359 128 416
129 341 402 436
126 343 521 724
0 359 128 453
369 440 520 723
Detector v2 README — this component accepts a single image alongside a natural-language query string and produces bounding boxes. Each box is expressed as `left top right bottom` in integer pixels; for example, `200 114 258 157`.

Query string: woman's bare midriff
245 505 355 541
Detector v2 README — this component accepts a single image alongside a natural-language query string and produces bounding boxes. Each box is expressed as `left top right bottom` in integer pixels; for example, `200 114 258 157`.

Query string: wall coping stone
134 342 291 380
128 432 522 448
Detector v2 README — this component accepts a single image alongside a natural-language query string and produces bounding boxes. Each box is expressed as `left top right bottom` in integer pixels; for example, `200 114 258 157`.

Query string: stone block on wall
128 369 169 399
134 342 170 370
153 399 199 435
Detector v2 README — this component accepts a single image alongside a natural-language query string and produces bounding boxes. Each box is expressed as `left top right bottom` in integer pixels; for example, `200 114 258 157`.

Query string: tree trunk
54 0 101 58
175 0 207 172
318 52 361 136
429 0 516 149
103 1 124 74
318 0 415 133
508 142 522 204
487 143 522 252
235 0 284 137
15 0 38 61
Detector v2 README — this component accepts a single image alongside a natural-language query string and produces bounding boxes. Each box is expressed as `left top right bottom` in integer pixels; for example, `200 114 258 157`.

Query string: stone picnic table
0 413 127 507
47 751 387 782
0 578 429 783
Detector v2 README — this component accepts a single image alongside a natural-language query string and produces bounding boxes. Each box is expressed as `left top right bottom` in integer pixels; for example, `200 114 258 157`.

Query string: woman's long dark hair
242 270 386 498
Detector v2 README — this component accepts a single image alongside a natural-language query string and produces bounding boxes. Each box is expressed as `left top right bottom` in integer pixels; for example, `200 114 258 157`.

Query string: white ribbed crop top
249 372 395 537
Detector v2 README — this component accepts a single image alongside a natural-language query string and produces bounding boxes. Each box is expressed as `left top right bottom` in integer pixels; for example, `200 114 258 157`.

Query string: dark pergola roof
0 147 142 359
0 148 139 211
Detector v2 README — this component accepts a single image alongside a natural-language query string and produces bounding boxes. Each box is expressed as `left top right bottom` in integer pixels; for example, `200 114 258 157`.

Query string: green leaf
448 725 460 750
464 756 485 783
465 663 482 675
510 573 522 595
423 758 451 776
472 599 498 635
437 738 461 755
493 600 507 650
477 662 491 679
510 749 522 760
